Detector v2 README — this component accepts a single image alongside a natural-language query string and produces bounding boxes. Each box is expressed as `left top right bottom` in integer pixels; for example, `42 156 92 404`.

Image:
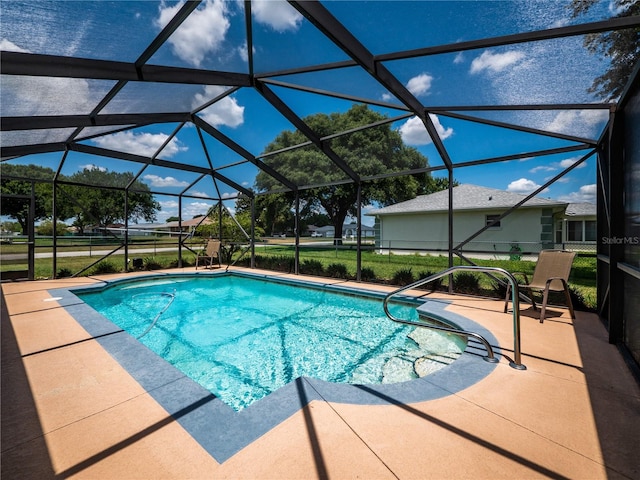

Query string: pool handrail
383 266 526 370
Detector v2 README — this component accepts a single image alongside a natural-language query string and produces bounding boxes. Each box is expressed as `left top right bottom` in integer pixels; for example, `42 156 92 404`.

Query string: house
310 223 376 239
367 184 587 256
165 215 212 236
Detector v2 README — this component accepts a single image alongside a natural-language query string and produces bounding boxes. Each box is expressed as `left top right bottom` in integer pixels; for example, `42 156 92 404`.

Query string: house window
486 214 501 228
566 220 596 242
585 220 596 241
567 221 582 241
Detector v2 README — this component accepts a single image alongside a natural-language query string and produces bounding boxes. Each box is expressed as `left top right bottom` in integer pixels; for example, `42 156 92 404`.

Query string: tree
572 0 640 100
255 105 435 242
62 168 160 234
37 220 70 236
0 164 59 233
235 193 296 237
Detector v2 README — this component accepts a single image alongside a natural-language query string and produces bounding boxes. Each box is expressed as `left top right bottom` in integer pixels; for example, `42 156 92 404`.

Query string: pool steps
384 265 526 370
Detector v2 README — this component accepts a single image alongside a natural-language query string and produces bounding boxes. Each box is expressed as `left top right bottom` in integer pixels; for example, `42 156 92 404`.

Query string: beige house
165 215 212 236
368 184 573 256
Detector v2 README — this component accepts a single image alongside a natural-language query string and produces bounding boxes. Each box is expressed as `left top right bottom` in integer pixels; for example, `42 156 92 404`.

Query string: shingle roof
368 184 567 216
165 216 212 228
565 203 597 216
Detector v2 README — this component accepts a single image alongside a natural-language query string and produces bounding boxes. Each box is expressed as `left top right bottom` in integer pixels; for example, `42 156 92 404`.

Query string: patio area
2 267 639 479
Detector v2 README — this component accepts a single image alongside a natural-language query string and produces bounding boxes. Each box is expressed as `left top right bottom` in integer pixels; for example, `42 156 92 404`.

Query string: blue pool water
78 274 464 411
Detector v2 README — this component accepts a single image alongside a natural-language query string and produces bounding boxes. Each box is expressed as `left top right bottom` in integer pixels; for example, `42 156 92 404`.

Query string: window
567 221 582 241
567 220 596 242
585 220 596 241
486 214 501 228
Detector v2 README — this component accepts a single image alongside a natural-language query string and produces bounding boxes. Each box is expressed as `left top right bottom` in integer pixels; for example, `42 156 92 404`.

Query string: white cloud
190 190 209 198
237 41 255 62
398 115 453 146
528 156 586 174
194 85 244 128
381 92 394 102
92 131 187 158
544 109 609 137
156 0 230 67
160 200 179 210
222 191 238 199
0 39 28 53
470 50 526 74
550 17 570 28
1 40 93 116
406 73 433 97
252 0 302 32
507 178 542 195
453 52 465 64
529 165 556 173
158 200 212 221
559 157 587 169
143 174 189 188
557 184 597 203
184 201 212 218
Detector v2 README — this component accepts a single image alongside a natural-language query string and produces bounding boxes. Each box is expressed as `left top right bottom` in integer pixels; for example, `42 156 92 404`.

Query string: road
1 247 181 261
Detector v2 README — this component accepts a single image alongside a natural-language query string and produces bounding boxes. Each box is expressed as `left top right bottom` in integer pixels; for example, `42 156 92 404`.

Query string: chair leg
504 283 511 313
529 287 538 311
540 287 550 323
563 281 576 319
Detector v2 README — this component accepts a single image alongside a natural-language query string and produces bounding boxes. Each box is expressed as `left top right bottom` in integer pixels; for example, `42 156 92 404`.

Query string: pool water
78 275 464 411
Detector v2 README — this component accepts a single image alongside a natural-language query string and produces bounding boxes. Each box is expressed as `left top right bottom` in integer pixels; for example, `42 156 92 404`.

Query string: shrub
167 257 195 268
92 261 119 275
57 268 73 278
143 257 164 270
360 266 376 282
300 259 324 276
255 255 294 273
416 270 442 291
326 263 349 279
454 272 480 294
392 268 414 286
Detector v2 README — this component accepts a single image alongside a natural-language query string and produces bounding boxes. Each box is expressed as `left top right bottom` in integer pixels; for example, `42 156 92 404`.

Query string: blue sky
1 0 620 224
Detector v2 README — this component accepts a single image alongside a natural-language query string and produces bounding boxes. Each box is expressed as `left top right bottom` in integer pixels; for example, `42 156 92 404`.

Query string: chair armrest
544 277 569 288
510 272 530 284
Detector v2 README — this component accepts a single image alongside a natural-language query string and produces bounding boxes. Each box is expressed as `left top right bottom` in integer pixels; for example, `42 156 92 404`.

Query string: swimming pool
77 274 465 411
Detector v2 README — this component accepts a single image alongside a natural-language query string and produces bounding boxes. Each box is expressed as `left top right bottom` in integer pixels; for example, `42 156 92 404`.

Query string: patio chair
196 239 221 269
504 249 576 323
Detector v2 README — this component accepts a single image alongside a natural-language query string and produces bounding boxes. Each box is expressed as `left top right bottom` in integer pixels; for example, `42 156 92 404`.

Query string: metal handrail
383 266 526 370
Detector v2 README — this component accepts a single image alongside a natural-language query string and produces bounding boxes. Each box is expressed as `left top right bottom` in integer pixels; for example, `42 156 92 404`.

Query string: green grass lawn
1 241 597 310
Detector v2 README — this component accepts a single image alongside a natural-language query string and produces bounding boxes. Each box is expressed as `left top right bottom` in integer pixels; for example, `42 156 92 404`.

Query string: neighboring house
311 223 375 239
165 216 212 236
86 223 125 235
367 184 575 255
124 223 167 236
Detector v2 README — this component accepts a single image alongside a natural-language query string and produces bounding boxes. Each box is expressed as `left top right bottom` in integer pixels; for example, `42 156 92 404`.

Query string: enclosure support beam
250 197 256 270
607 110 625 344
356 183 362 282
295 193 300 275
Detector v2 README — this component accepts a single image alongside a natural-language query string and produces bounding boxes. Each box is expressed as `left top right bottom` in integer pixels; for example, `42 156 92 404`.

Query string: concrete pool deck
2 267 639 479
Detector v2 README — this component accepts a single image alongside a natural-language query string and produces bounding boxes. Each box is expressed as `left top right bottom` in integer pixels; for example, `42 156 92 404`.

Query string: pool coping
49 270 499 463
